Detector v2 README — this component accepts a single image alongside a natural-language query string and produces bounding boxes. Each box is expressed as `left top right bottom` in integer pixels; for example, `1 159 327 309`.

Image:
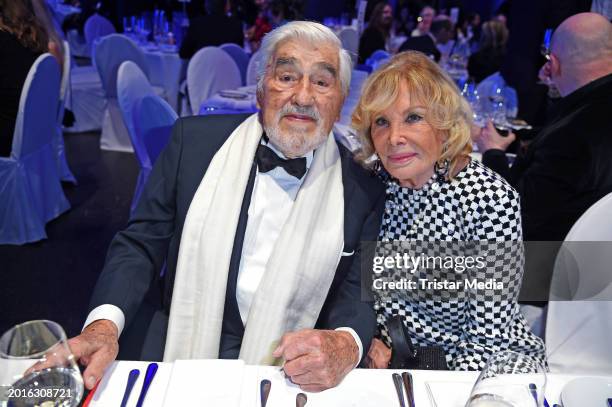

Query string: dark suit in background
483 73 612 242
89 114 385 362
179 14 245 60
0 31 42 157
398 35 441 62
358 26 387 64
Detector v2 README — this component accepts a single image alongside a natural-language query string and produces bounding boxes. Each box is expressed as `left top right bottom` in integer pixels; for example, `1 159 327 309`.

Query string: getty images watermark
361 241 524 302
361 240 612 302
371 253 506 291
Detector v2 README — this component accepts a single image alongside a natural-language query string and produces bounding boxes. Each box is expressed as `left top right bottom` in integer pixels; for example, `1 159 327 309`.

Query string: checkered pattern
375 160 546 371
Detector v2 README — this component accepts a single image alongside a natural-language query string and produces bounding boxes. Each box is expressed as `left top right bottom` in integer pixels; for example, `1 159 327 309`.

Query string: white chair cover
0 54 70 245
117 61 156 165
55 40 76 184
220 43 250 86
366 50 391 71
337 27 359 66
66 29 89 58
84 13 116 56
94 34 150 152
338 69 369 126
246 49 266 86
186 47 241 115
63 65 105 133
546 192 612 374
130 95 177 213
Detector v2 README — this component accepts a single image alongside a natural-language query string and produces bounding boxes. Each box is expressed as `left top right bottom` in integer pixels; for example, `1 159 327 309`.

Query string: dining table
84 359 611 406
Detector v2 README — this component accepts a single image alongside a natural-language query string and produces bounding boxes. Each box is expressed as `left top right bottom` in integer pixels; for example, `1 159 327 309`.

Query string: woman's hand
365 338 392 369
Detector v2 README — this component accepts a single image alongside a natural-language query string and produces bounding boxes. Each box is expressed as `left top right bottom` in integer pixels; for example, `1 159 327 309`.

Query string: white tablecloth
142 46 184 112
89 360 610 407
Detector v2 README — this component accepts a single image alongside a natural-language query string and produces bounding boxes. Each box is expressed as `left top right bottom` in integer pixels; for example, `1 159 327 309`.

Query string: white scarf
163 114 345 365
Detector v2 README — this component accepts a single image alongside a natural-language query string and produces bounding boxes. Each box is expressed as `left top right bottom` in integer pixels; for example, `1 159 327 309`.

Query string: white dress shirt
84 138 362 363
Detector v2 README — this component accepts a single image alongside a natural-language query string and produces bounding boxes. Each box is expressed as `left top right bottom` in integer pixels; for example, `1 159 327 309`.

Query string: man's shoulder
336 142 385 199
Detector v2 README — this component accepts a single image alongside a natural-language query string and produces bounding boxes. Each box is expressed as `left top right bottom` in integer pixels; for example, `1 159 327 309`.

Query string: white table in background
141 45 184 112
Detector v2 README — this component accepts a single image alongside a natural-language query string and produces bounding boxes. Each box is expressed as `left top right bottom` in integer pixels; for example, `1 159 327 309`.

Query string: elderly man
477 12 612 242
68 21 384 393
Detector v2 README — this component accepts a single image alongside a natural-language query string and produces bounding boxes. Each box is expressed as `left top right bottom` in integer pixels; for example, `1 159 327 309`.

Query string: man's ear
549 54 561 78
255 85 263 109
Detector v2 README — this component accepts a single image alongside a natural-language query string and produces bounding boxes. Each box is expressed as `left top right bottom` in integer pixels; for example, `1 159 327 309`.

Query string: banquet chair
0 54 70 245
246 50 266 86
54 40 77 184
366 50 391 71
94 34 150 152
338 69 369 126
186 47 241 115
117 61 157 156
220 43 250 86
130 95 178 213
84 13 116 57
545 192 612 374
337 27 359 66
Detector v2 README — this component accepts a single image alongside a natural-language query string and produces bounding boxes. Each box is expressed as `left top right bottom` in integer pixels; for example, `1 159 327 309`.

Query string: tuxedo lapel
220 161 257 352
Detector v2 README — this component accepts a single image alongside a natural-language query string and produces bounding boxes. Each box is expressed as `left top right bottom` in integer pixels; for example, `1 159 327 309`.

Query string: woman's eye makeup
374 117 389 127
406 112 424 123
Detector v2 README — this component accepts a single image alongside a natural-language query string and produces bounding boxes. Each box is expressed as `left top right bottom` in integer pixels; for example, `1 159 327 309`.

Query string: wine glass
0 320 84 407
466 351 547 407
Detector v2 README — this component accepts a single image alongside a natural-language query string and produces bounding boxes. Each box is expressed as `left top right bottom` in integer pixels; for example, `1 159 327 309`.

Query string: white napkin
253 367 399 407
162 359 245 406
91 362 172 407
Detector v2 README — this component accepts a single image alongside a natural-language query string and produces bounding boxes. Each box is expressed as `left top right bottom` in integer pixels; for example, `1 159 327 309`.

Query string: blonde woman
352 51 546 370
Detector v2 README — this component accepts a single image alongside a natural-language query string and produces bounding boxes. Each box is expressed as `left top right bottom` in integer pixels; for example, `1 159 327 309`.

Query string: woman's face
371 81 445 189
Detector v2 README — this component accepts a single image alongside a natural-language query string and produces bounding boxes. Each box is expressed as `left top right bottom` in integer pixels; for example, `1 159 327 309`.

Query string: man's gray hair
256 21 352 96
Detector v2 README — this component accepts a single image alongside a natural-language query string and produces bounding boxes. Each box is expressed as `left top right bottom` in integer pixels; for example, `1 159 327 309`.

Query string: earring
366 153 382 173
432 159 449 191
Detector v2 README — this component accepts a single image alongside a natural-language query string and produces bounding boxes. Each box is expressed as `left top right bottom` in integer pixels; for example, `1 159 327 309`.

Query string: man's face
257 39 344 158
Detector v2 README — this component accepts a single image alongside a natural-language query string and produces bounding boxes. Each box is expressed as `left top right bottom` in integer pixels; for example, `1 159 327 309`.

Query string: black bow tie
255 143 307 179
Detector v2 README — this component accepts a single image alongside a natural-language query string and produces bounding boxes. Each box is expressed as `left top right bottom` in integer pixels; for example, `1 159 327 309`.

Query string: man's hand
476 120 516 152
272 329 359 392
365 338 391 369
68 320 119 389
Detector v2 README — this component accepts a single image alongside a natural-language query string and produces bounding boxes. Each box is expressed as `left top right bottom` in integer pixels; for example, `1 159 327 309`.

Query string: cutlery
402 372 415 407
296 392 307 407
260 379 271 407
529 383 550 407
424 382 437 407
120 369 140 407
135 363 158 407
392 373 406 407
82 380 100 407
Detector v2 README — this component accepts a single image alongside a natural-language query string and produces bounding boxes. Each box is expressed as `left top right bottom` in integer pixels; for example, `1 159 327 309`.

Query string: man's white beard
264 106 330 158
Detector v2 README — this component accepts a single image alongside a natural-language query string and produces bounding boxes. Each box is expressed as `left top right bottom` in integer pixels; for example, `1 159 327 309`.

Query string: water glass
466 351 546 407
0 320 84 407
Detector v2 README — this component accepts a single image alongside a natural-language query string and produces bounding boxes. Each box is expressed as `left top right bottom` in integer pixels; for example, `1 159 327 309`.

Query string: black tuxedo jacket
398 35 441 62
90 114 385 363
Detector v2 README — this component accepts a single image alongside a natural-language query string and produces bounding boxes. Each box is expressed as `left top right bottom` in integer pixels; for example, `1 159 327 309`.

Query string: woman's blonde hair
351 51 473 178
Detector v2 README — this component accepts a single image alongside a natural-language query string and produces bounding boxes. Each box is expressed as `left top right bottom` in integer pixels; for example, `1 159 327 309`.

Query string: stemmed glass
466 351 547 407
0 320 84 407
